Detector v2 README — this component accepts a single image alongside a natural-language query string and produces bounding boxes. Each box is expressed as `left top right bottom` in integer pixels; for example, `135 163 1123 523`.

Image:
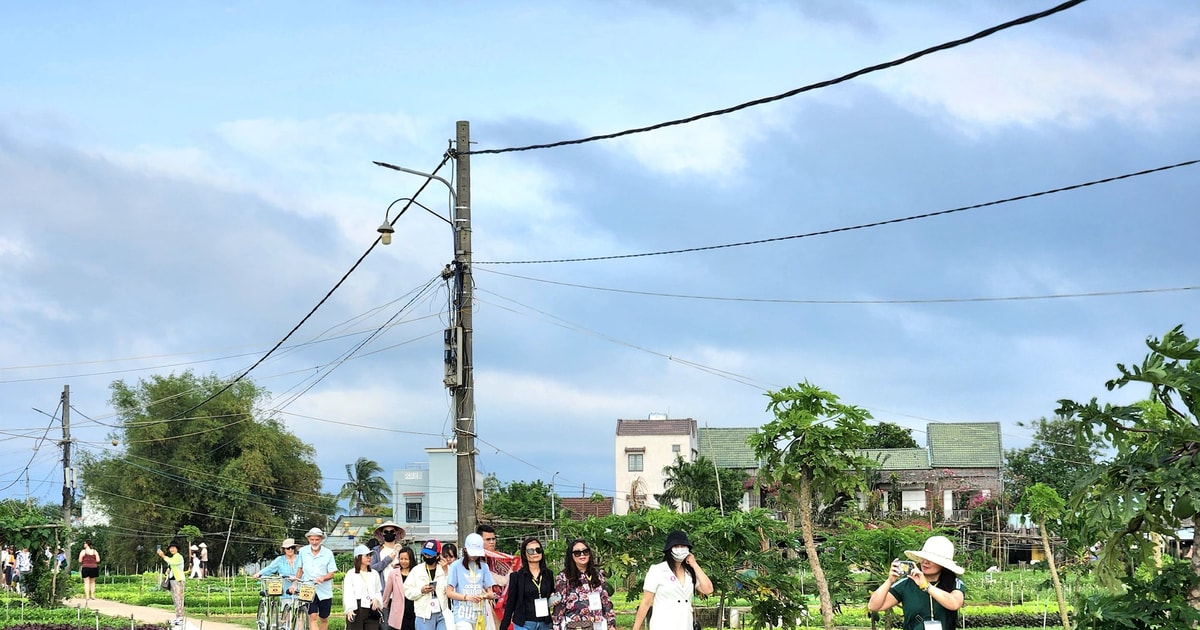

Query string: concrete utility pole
61 384 74 573
453 120 478 541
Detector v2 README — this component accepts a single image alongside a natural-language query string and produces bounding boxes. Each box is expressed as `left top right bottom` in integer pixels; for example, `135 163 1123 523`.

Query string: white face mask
671 547 690 562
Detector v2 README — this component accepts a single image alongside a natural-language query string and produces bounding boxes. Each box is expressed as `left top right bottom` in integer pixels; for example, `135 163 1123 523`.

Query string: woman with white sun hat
867 535 965 630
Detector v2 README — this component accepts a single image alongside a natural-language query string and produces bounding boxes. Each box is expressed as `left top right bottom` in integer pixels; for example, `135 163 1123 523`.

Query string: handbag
158 570 171 590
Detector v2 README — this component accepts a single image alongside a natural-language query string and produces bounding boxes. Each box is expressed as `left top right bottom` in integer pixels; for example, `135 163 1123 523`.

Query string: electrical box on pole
443 326 463 388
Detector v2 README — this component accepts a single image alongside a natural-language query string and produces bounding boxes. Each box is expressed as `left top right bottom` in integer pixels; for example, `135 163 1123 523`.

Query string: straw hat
373 521 406 542
904 535 964 575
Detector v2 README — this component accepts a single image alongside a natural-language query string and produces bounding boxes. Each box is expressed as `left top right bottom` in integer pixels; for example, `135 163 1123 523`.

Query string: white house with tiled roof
614 415 697 514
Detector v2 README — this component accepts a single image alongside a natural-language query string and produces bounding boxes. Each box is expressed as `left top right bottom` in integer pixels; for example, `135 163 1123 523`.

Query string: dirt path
64 598 251 630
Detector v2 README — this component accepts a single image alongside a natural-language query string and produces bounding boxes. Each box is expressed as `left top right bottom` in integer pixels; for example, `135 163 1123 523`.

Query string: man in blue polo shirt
297 527 338 630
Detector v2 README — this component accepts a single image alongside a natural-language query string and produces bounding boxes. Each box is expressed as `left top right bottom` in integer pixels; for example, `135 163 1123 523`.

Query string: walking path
64 598 250 630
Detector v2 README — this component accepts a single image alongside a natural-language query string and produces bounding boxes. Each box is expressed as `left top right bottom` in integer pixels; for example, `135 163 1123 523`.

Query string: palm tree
656 456 713 512
338 457 391 515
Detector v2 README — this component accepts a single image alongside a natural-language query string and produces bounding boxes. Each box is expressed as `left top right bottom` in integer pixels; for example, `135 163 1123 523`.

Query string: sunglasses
571 549 591 557
526 547 544 555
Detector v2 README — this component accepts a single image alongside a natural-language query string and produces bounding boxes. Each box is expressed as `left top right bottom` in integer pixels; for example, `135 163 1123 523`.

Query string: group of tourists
157 522 966 630
276 523 716 630
0 545 34 591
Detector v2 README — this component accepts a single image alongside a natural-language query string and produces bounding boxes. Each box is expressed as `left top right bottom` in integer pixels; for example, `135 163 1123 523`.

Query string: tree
748 382 875 630
338 457 391 516
864 422 919 449
656 456 748 513
480 474 556 550
1020 483 1070 630
1003 415 1103 505
80 371 335 570
1057 325 1200 616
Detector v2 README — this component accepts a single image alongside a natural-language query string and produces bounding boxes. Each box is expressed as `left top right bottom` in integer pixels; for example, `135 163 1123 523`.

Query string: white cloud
868 19 1200 132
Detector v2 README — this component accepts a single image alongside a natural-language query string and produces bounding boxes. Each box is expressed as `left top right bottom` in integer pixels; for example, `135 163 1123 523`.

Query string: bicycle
257 577 285 630
281 578 316 630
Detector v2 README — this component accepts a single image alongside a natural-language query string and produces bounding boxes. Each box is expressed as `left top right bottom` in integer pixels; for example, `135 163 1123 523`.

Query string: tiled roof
560 497 614 521
616 418 697 436
859 448 930 470
928 422 1003 467
697 427 759 468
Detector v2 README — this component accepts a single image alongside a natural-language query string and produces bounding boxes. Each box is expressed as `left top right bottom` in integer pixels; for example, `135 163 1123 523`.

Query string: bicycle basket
298 584 316 602
265 577 284 596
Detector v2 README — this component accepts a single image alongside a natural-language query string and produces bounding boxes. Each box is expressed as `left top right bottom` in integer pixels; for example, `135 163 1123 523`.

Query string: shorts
308 597 333 618
81 567 100 579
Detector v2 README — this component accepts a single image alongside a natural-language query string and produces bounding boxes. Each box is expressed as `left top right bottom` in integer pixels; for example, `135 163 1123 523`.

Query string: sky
2 0 1198 521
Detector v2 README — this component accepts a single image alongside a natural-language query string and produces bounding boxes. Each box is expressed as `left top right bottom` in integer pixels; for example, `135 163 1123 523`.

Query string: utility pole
453 120 477 541
60 384 74 573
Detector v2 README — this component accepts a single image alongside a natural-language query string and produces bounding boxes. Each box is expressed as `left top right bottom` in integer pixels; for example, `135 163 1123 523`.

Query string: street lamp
374 122 477 541
550 472 560 540
376 197 452 246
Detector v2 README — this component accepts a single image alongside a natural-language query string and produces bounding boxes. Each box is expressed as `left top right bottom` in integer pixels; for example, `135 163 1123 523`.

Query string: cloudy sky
3 0 1198 519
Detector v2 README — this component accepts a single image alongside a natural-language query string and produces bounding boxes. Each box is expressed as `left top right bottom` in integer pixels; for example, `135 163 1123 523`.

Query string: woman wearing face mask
632 531 713 630
371 522 407 630
405 540 451 630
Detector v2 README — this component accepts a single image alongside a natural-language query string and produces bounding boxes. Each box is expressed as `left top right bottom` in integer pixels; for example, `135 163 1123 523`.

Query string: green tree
481 474 555 550
1058 325 1200 616
80 371 334 570
1003 415 1103 505
1020 483 1070 630
748 382 875 630
338 457 391 516
864 421 919 449
656 456 748 513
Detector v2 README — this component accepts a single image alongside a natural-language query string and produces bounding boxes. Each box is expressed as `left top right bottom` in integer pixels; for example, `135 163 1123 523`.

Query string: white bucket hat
905 535 964 575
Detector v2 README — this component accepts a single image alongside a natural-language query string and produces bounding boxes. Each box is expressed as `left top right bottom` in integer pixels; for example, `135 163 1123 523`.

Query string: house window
405 500 423 523
628 453 644 472
672 444 681 453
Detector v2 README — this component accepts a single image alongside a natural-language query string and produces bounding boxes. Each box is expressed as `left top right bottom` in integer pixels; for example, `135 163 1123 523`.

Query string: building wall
392 447 458 543
614 432 697 515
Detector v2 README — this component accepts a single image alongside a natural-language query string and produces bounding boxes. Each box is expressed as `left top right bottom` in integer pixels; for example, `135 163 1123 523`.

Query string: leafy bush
22 558 75 608
1074 562 1200 629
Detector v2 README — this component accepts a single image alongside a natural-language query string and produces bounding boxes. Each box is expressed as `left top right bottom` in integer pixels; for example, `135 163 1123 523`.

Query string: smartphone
156 545 162 551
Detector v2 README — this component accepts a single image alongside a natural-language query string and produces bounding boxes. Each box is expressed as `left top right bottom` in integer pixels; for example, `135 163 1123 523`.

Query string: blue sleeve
446 563 461 590
261 557 280 576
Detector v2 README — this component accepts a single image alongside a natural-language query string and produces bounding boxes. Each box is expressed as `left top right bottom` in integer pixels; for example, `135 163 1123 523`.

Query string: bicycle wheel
268 597 281 630
256 597 269 630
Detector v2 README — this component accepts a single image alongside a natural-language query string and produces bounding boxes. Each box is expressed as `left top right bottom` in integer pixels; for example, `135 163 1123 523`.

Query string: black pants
348 606 381 630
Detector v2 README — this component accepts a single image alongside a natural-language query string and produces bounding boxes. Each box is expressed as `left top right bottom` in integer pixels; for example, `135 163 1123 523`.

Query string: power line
478 269 1199 305
462 0 1089 155
477 157 1199 265
162 155 453 424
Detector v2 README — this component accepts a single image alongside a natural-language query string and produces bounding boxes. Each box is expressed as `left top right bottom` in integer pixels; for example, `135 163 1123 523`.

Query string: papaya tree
749 382 875 630
1020 483 1070 630
1057 325 1200 617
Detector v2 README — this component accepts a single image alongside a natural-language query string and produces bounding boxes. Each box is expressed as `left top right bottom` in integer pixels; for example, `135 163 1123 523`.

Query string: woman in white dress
631 531 713 630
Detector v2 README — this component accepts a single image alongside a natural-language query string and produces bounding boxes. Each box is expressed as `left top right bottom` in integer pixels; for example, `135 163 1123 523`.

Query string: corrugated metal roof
697 427 759 468
859 448 930 470
615 418 697 436
928 422 1003 467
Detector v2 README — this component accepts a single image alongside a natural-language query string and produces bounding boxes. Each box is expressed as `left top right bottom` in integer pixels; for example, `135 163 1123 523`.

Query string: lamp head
377 221 395 245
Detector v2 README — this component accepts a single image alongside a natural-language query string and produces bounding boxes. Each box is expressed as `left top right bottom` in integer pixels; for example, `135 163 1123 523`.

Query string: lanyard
530 571 543 593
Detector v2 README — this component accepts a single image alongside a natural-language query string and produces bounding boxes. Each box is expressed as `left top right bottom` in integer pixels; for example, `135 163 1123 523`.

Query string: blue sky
2 0 1198 516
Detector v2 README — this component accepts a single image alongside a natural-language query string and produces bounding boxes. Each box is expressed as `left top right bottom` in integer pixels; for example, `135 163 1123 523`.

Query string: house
859 422 1004 521
696 426 759 510
559 496 615 521
326 515 388 553
391 442 469 544
614 415 697 514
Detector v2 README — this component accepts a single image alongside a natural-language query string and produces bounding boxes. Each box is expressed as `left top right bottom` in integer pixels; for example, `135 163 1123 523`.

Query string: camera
895 560 916 575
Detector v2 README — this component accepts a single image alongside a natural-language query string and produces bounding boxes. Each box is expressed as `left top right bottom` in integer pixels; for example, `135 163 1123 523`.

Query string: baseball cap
421 539 441 557
463 533 486 557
